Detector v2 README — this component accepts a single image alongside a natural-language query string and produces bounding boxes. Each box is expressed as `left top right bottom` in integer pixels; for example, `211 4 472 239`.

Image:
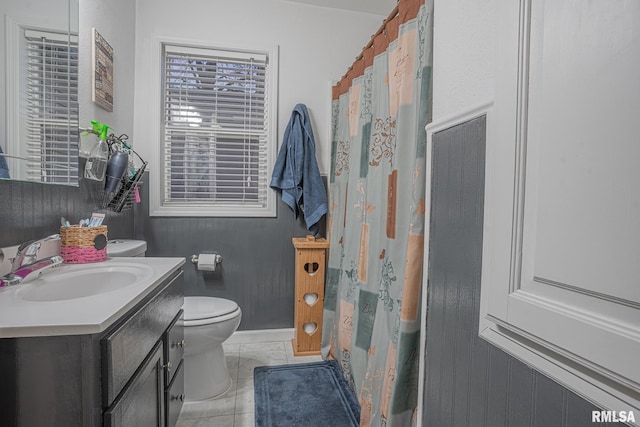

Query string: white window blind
161 44 271 211
24 29 79 184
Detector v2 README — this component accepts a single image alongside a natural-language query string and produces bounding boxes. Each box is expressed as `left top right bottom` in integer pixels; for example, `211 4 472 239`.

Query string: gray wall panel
423 116 622 426
468 337 489 425
533 373 565 427
567 391 606 427
136 172 326 331
487 346 509 427
0 167 320 332
0 172 134 247
507 358 534 427
423 250 446 425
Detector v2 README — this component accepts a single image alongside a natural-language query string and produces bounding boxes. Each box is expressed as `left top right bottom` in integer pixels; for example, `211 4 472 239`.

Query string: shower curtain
321 0 433 425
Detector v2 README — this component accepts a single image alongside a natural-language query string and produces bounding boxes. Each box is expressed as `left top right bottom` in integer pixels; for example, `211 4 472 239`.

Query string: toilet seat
184 297 241 326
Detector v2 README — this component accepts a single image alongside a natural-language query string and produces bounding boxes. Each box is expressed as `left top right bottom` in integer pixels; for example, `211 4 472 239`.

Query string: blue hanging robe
270 104 327 235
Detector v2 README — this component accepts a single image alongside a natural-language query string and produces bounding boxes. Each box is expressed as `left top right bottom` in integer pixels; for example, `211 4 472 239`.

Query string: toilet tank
107 240 147 257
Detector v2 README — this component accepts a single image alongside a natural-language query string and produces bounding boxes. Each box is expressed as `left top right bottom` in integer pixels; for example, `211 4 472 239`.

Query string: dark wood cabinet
165 359 185 427
0 267 184 427
164 309 184 386
164 310 185 426
102 273 183 407
104 342 165 427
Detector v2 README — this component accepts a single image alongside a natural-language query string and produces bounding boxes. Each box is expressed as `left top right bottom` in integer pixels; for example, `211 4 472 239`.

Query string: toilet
183 296 242 400
106 239 147 257
106 239 242 401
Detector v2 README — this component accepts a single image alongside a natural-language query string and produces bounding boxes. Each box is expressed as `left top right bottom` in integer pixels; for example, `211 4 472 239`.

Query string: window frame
149 35 278 217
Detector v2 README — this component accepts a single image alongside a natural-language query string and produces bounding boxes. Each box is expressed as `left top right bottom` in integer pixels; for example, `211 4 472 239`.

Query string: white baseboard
226 328 294 344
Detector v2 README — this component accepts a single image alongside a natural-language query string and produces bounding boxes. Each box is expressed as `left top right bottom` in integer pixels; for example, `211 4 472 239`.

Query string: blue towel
0 145 10 179
270 104 327 234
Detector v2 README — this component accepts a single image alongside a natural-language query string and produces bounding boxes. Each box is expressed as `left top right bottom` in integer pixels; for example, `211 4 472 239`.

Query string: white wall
133 0 387 175
79 0 136 142
431 0 496 121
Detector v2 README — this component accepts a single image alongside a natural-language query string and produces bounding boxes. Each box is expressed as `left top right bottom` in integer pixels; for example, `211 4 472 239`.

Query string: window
6 26 79 184
156 42 277 217
24 29 79 184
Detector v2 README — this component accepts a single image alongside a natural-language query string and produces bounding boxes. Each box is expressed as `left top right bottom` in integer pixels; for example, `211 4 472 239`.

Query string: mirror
0 0 79 186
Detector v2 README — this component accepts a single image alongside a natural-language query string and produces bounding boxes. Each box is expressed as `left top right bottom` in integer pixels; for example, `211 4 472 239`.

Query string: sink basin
17 263 155 302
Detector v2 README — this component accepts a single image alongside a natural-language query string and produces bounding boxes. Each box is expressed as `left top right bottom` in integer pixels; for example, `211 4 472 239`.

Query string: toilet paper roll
197 253 218 271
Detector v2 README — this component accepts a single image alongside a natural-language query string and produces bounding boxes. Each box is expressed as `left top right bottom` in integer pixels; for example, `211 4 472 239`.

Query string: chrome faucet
11 234 60 270
1 234 64 287
0 255 63 287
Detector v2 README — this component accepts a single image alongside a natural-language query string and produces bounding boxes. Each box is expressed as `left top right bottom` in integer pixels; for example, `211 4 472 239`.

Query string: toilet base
184 343 232 401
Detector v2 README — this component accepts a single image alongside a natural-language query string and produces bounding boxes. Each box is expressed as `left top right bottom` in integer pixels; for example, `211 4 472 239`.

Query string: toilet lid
106 239 147 257
184 296 239 321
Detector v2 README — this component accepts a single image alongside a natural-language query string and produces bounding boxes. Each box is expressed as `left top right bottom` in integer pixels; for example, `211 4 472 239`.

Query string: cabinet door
165 360 185 427
103 271 183 405
164 309 184 386
104 342 164 427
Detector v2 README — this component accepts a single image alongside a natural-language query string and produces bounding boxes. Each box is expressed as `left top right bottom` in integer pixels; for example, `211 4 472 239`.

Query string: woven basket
60 225 108 264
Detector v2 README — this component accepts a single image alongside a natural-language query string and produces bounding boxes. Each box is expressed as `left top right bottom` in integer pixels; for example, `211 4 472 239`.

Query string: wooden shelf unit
291 236 330 356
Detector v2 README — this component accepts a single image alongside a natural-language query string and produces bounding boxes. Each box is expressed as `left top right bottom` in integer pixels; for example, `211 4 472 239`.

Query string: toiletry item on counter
105 151 129 192
66 213 106 228
88 213 105 227
84 121 111 181
60 225 108 264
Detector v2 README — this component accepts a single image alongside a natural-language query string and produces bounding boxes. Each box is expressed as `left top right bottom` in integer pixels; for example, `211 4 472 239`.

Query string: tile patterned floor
177 340 322 427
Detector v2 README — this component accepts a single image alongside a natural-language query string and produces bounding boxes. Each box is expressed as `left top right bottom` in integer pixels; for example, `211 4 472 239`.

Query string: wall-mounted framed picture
92 28 113 111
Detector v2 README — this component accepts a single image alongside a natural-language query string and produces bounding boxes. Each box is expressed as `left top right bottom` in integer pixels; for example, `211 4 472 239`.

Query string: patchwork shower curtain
321 0 433 425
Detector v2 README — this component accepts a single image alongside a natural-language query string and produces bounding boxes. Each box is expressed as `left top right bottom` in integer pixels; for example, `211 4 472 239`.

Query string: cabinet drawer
104 341 164 427
164 310 184 385
103 271 184 406
165 359 184 427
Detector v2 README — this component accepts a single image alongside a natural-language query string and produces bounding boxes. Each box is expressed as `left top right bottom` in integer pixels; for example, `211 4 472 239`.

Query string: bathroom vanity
0 257 185 427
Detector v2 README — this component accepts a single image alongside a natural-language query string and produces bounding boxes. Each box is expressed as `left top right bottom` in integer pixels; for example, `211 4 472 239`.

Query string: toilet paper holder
191 252 222 271
191 253 223 269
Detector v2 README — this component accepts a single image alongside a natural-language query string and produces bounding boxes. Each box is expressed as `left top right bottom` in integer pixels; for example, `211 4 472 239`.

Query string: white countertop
0 257 185 338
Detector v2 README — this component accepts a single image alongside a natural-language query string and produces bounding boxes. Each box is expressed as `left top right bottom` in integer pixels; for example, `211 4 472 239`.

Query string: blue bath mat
254 360 360 427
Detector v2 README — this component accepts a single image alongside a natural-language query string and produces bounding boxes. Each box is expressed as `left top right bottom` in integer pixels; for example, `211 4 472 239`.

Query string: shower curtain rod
339 3 400 81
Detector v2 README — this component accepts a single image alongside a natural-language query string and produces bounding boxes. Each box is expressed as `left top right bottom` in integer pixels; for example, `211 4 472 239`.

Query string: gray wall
135 171 326 331
0 174 134 248
0 167 325 332
423 116 622 427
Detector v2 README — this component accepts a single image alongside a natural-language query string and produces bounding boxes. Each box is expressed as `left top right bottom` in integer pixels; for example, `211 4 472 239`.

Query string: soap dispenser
84 120 110 181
